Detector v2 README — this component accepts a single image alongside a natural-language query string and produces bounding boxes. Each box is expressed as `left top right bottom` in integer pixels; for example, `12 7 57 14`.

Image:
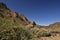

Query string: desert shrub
51 27 60 33
0 17 35 40
38 31 51 37
30 27 51 38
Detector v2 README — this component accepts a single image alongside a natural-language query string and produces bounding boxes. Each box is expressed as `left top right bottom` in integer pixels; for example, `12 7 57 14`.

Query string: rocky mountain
1 2 60 28
0 2 9 9
0 2 36 26
0 2 60 40
19 14 30 25
49 22 60 27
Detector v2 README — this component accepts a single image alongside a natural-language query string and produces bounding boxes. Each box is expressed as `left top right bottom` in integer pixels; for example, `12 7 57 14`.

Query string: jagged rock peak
0 2 9 9
19 14 26 18
19 14 28 21
31 21 36 25
19 14 30 24
10 11 19 17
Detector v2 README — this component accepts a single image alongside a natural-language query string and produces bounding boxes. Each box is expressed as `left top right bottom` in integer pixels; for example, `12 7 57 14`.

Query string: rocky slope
0 2 60 40
0 2 36 27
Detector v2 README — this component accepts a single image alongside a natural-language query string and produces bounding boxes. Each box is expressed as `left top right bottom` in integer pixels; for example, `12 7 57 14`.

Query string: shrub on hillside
0 17 35 40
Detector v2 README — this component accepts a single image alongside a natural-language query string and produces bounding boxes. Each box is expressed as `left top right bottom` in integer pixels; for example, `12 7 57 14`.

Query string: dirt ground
39 35 60 40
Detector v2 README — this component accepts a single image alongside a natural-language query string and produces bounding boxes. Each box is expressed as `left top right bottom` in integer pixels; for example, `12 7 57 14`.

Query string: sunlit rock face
19 14 30 25
0 2 37 26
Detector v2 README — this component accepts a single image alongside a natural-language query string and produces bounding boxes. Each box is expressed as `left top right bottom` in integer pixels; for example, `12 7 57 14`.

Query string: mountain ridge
0 3 60 28
0 2 60 40
0 2 36 27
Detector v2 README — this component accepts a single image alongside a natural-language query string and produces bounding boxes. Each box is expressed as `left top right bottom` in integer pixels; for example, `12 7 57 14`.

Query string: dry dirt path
39 35 60 40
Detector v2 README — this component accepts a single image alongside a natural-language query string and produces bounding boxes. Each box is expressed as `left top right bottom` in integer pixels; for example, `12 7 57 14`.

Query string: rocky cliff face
0 2 8 9
19 14 30 25
0 2 36 26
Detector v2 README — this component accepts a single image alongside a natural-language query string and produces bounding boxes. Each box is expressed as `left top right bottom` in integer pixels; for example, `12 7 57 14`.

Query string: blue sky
0 0 60 25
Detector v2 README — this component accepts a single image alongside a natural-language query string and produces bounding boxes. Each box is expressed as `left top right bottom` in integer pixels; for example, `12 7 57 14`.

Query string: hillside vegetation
0 2 60 40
